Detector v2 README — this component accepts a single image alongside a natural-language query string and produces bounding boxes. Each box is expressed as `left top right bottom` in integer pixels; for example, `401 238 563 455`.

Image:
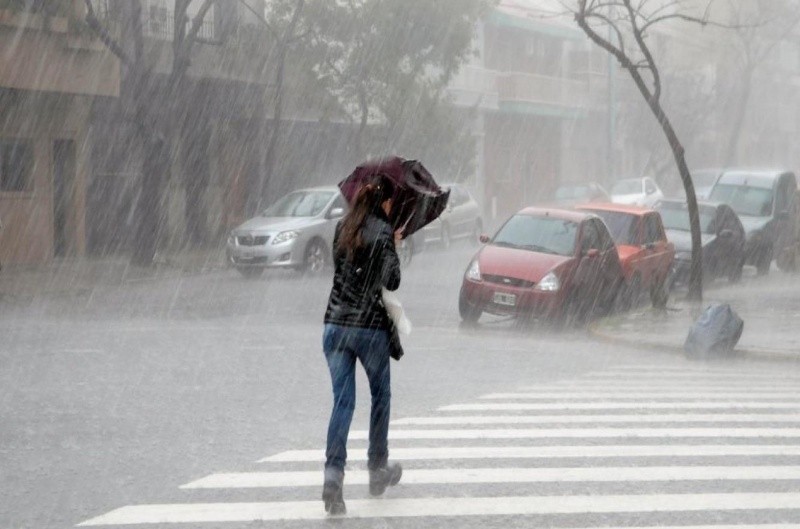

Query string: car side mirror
585 248 600 258
479 234 490 244
719 229 734 239
328 207 345 219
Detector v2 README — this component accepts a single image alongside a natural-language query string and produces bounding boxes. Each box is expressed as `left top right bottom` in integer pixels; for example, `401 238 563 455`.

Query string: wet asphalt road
2 242 800 528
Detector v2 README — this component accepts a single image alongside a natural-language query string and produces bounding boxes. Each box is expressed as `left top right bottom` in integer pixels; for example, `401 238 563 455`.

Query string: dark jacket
324 210 401 329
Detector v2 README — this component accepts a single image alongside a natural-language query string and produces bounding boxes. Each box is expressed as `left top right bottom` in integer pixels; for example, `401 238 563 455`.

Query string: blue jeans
323 323 391 472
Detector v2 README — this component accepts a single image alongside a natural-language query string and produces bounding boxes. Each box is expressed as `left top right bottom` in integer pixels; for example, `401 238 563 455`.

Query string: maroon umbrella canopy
338 156 450 238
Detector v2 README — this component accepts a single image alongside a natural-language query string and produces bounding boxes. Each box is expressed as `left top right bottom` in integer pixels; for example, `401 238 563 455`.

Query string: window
262 191 335 218
0 139 34 192
492 215 578 257
585 210 638 245
594 220 616 251
643 215 663 243
580 221 601 253
709 184 774 217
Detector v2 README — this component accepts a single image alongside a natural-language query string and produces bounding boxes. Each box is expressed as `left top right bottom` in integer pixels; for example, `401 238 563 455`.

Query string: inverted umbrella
338 156 450 238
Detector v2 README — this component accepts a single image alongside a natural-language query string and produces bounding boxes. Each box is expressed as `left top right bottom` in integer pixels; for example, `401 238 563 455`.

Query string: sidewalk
0 248 227 301
591 273 800 361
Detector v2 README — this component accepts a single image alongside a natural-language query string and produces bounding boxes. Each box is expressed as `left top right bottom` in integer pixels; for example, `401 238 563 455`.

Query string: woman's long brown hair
338 174 395 260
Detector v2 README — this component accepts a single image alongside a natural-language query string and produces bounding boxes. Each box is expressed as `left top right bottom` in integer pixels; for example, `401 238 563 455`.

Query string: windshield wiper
519 244 556 254
493 240 520 249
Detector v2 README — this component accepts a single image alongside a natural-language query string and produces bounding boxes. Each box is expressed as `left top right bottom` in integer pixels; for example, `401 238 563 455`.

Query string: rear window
709 184 774 217
657 203 716 234
584 210 638 245
493 215 578 257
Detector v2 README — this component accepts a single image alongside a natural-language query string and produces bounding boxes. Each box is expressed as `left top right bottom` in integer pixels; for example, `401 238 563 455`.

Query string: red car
576 203 674 307
459 207 625 324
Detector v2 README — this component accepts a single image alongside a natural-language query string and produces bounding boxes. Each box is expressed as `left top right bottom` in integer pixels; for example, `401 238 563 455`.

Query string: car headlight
272 231 299 245
465 260 481 281
535 271 560 292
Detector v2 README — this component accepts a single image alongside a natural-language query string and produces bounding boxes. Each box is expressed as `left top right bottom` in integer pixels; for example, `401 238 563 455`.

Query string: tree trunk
132 137 169 265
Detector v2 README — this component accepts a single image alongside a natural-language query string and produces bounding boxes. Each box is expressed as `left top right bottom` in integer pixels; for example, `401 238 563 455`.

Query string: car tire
650 276 669 309
303 239 328 276
621 273 642 311
237 267 264 279
756 245 773 276
458 288 481 324
729 257 745 283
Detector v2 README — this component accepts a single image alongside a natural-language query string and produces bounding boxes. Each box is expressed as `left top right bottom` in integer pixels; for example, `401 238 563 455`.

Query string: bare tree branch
83 0 131 65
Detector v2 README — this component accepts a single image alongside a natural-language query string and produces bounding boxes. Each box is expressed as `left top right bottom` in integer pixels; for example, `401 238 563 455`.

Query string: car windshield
611 179 642 195
657 204 716 234
263 191 334 217
709 184 774 217
585 210 638 245
492 215 578 256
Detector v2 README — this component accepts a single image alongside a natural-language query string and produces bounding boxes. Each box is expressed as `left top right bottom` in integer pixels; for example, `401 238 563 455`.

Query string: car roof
656 198 724 210
715 169 794 189
575 202 653 216
517 206 592 223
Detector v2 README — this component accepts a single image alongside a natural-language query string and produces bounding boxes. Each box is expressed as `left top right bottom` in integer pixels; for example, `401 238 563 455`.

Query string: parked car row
458 168 799 326
225 183 483 278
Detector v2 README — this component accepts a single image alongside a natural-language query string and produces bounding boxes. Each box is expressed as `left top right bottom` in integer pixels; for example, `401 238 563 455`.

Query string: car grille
483 274 536 288
237 235 269 246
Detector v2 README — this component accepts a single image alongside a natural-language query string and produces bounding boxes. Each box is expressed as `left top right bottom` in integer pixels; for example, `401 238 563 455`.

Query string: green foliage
300 0 495 175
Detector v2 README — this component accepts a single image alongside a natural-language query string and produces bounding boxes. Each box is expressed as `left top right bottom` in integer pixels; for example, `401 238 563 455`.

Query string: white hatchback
611 177 664 207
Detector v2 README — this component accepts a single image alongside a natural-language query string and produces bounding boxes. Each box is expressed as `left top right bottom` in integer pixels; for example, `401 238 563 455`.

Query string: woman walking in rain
322 173 403 515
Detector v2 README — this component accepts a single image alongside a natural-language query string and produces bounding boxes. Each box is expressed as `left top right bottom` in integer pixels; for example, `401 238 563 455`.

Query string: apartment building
0 1 119 265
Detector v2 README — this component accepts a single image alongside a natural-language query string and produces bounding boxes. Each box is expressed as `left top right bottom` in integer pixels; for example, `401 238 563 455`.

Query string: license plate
493 292 517 306
241 249 255 259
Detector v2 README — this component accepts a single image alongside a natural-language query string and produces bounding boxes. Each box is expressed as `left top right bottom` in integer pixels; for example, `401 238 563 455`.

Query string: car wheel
756 245 773 276
303 239 328 276
729 256 745 283
458 288 481 324
441 223 452 249
397 238 413 268
650 276 669 309
621 273 642 311
237 267 264 279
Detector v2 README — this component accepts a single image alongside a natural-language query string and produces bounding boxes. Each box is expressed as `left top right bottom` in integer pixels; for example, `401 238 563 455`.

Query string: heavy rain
2 0 800 527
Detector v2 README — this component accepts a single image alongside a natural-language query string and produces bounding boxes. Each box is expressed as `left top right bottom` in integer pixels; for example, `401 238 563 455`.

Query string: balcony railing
449 65 498 96
497 71 592 109
143 12 214 41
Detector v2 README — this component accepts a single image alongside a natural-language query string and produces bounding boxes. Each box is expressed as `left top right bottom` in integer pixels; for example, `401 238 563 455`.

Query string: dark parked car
656 199 746 286
708 169 798 274
458 207 624 324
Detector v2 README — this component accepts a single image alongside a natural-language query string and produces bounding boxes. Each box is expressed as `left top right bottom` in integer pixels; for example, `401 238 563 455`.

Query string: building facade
0 1 119 266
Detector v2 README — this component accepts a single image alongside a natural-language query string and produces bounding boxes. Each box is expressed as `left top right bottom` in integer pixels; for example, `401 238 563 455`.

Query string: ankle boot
322 468 346 515
369 462 402 496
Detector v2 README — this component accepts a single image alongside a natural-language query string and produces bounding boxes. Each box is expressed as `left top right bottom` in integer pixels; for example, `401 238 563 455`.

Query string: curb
588 317 800 364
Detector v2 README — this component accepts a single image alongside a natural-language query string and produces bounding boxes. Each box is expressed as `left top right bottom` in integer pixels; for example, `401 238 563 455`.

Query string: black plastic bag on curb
684 303 744 358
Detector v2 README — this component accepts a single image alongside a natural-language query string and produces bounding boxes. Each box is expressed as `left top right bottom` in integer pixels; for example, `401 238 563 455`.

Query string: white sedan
611 177 664 207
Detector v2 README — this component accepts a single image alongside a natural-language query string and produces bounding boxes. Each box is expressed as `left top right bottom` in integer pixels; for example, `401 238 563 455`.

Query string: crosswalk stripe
76 492 800 525
481 392 800 399
441 402 800 411
392 413 800 426
520 384 800 390
259 444 800 463
181 465 800 489
350 427 800 440
582 372 800 380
